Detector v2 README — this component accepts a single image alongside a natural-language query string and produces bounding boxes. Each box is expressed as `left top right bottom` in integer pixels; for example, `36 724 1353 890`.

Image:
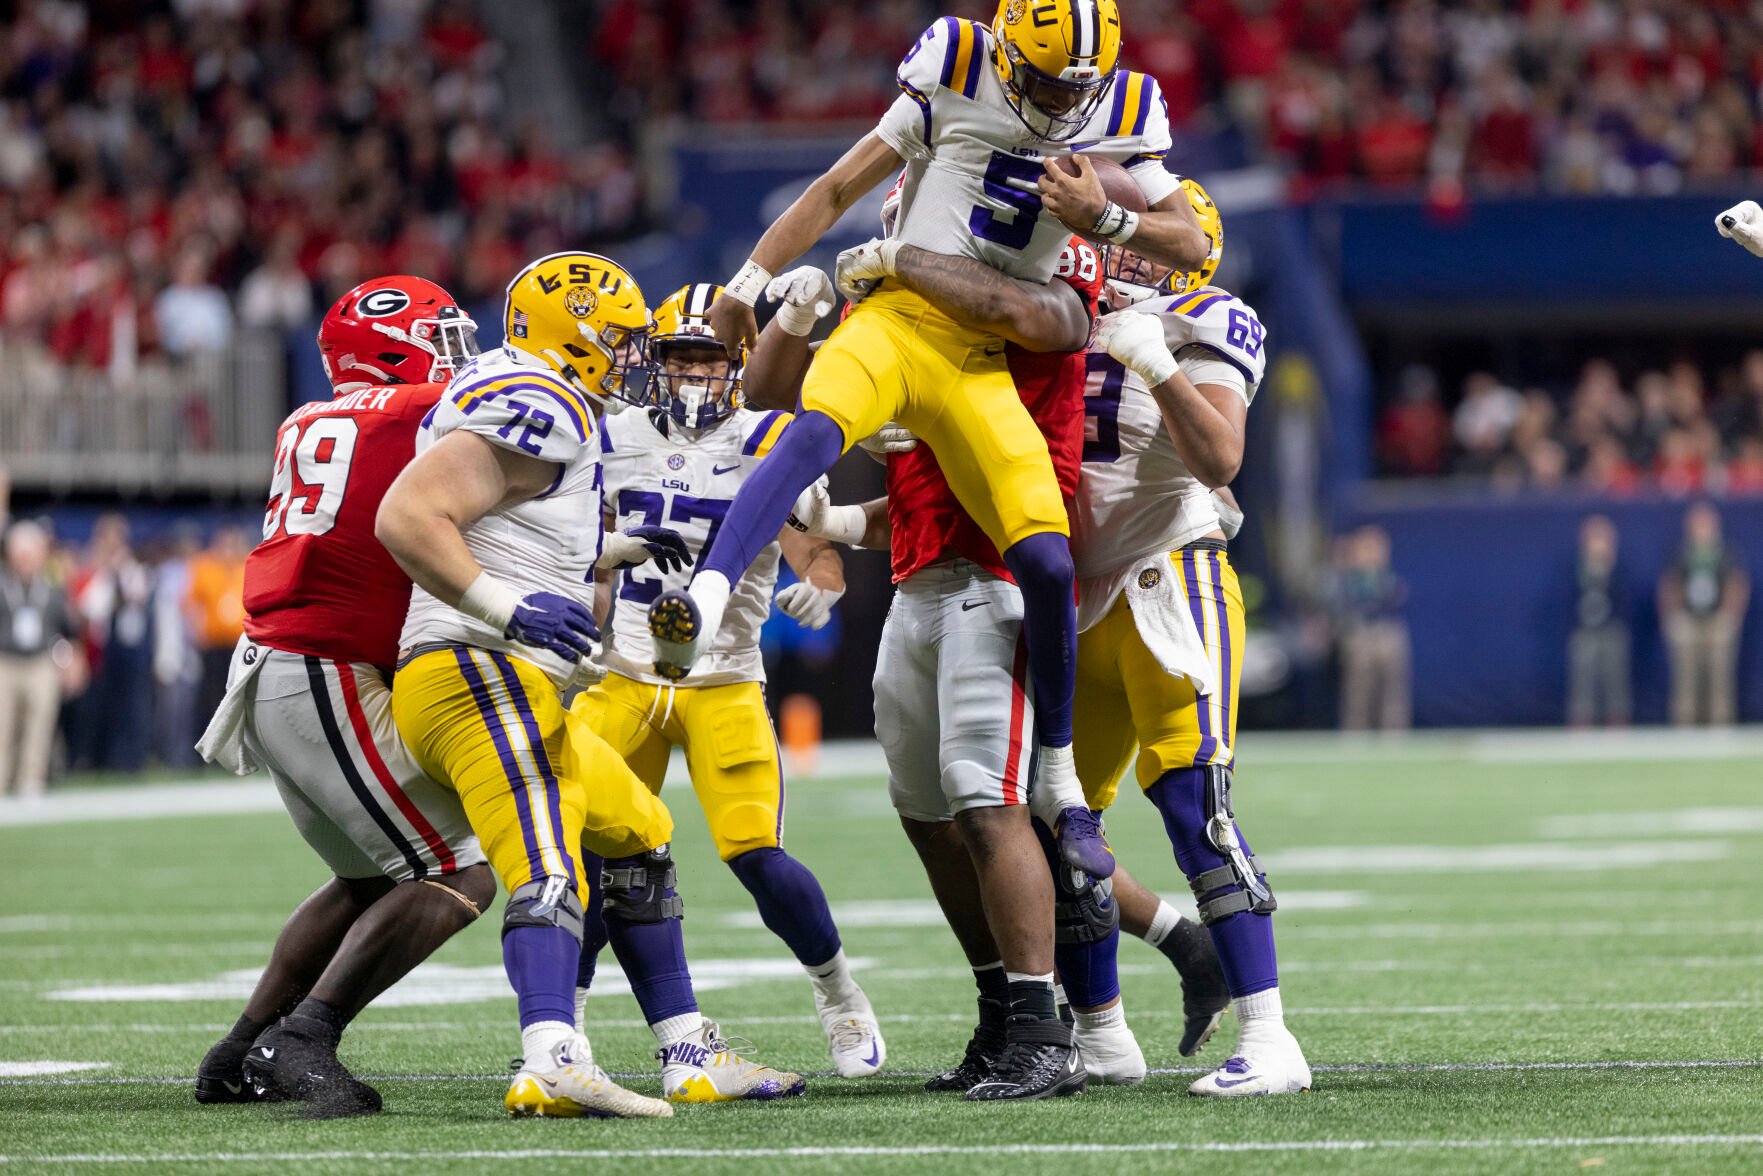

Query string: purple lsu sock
1146 768 1279 998
727 847 842 967
577 851 606 991
502 924 581 1029
1034 819 1121 1008
699 411 845 585
1001 532 1077 748
603 856 698 1024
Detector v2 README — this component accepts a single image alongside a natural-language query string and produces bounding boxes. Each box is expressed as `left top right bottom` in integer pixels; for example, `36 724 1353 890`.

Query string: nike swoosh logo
1213 1075 1256 1089
222 1081 242 1095
863 1041 882 1067
961 601 987 611
712 464 740 475
259 1048 275 1060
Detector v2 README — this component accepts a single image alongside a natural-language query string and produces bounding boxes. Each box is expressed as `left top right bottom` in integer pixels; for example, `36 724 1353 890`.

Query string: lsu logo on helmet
1103 176 1224 305
503 252 651 403
641 282 744 429
991 0 1121 142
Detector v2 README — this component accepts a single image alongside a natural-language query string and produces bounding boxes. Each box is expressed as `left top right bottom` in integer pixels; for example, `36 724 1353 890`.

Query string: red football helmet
317 275 478 394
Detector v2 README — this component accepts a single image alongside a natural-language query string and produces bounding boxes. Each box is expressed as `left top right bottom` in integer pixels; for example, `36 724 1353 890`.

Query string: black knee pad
601 845 684 924
1054 864 1120 944
1187 764 1277 925
503 874 586 941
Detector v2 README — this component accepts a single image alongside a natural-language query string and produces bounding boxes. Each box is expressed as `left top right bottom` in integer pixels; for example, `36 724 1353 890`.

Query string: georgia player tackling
575 281 886 1079
195 277 495 1118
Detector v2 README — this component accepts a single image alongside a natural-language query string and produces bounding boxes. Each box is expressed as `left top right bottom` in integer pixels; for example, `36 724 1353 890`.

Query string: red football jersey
887 238 1103 583
243 382 446 668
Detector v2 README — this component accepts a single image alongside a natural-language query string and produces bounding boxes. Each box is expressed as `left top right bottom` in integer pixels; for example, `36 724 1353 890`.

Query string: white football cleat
818 997 886 1078
1073 1017 1146 1085
1187 1029 1311 1097
505 1035 673 1119
660 1021 805 1103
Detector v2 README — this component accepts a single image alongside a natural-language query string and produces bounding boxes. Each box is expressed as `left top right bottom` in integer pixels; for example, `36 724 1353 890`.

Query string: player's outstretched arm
775 528 846 631
885 244 1089 353
1098 313 1247 488
743 267 837 411
709 134 905 351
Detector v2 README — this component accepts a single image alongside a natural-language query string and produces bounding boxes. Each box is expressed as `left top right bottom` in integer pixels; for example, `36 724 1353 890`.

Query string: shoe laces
828 1017 871 1052
1060 806 1104 841
1220 1055 1253 1075
700 1022 761 1062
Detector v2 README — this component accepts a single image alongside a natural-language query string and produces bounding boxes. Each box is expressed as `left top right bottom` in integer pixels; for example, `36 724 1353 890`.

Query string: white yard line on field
3 1133 1762 1164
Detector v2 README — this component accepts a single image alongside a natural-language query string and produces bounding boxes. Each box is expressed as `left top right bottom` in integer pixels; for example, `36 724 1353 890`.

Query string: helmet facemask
373 305 480 383
651 338 741 429
545 321 652 406
1101 244 1175 309
1000 41 1114 142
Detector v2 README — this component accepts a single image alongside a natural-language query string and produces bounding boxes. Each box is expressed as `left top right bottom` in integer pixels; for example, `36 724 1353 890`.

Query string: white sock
1005 971 1056 986
1074 1001 1125 1032
650 1012 705 1050
806 948 865 1008
690 571 732 637
1030 743 1086 827
573 986 589 1034
1142 900 1183 948
1235 986 1285 1038
520 1020 578 1068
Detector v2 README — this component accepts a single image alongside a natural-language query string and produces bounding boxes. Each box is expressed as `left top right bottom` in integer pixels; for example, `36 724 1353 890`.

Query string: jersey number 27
264 417 358 539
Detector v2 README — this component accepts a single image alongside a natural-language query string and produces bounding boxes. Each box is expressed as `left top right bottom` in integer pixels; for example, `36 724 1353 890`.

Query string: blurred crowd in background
587 0 1763 195
1376 351 1763 493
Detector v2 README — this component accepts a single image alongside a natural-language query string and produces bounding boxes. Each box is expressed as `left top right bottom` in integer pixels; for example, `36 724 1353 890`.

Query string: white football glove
787 476 868 544
776 581 844 630
858 421 918 455
1716 200 1763 258
764 266 836 336
835 237 903 303
1096 309 1178 387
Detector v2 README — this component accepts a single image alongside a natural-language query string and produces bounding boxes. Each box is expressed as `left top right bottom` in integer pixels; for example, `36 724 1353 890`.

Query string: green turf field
3 732 1762 1173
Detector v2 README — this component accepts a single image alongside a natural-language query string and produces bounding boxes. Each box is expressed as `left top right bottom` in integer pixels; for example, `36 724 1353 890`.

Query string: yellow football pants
392 647 675 904
800 284 1068 552
1073 546 1245 812
573 674 783 862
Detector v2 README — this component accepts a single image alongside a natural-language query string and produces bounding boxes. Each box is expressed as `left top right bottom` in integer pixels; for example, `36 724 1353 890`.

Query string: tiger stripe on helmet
1068 0 1096 59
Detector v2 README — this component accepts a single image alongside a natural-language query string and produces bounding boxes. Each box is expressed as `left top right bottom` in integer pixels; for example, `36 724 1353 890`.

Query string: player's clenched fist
835 238 902 302
1716 200 1763 258
1096 309 1177 387
776 581 844 630
765 266 836 335
505 591 599 661
1039 154 1108 239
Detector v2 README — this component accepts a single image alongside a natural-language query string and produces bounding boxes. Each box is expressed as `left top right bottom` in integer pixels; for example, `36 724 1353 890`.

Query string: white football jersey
598 406 793 687
875 17 1179 283
1072 287 1266 632
398 349 606 687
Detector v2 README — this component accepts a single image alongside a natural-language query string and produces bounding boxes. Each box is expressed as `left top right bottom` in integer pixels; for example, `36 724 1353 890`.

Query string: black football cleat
1162 917 1232 1056
963 1016 1087 1102
194 1034 259 1104
925 1020 1007 1093
242 1013 382 1119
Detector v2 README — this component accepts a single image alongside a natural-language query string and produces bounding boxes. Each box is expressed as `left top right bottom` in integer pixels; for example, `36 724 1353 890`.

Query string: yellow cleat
506 1036 673 1119
660 1021 806 1104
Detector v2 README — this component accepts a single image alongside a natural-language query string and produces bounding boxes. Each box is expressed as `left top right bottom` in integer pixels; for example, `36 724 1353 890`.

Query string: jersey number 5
970 151 1044 250
264 416 359 539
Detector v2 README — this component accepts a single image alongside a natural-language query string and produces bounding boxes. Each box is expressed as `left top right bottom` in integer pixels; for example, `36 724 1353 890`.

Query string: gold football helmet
1103 177 1223 306
644 282 744 428
503 251 651 403
992 0 1122 141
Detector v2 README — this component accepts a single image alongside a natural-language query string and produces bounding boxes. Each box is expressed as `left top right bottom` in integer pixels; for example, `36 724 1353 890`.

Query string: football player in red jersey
192 277 497 1117
777 220 1227 1099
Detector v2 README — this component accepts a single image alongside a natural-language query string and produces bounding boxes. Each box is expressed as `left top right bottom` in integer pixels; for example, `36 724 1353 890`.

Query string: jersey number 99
264 417 359 539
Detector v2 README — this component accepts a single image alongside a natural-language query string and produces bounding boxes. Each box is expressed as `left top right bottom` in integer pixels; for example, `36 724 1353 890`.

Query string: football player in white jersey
1073 189 1312 1096
377 252 799 1116
651 0 1214 902
573 281 886 1082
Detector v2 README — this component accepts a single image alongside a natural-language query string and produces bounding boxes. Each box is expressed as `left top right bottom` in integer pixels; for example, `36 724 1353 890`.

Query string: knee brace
502 874 586 941
1054 863 1120 944
1188 765 1277 925
601 845 684 924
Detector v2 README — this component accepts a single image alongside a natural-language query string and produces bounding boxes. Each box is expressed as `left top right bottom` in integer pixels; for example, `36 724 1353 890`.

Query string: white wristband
1108 208 1140 245
774 299 820 337
724 259 773 307
457 571 521 632
1132 350 1180 389
815 504 868 546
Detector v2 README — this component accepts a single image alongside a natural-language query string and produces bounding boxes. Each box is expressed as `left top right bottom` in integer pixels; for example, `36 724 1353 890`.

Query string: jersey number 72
264 417 358 539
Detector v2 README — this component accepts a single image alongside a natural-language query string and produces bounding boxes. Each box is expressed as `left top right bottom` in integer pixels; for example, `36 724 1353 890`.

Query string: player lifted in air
377 253 799 1117
575 280 886 1079
194 277 496 1118
648 1 1212 908
1077 189 1312 1096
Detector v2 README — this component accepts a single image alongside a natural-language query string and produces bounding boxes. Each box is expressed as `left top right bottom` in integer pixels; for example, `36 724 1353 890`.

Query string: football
1048 153 1145 241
